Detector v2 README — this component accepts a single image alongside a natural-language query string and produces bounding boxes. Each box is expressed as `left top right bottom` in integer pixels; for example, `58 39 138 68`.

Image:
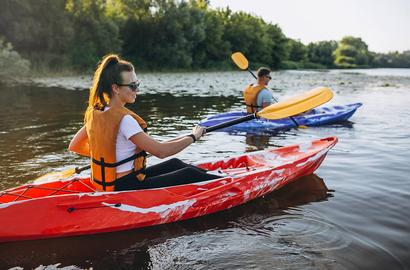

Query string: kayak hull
200 103 362 133
0 137 337 243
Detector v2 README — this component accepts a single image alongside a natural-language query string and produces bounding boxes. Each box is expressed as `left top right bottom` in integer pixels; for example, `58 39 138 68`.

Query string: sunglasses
117 81 140 92
265 75 272 79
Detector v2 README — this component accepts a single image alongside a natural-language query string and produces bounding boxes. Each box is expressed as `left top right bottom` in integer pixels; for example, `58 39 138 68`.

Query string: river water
0 69 409 269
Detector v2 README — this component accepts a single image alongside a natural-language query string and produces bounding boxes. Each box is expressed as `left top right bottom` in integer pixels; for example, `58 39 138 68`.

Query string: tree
264 24 288 69
224 12 264 64
120 0 209 69
286 39 308 62
372 50 410 68
65 0 122 69
192 9 231 68
224 11 287 69
307 40 337 68
0 0 73 69
0 38 30 82
333 36 370 68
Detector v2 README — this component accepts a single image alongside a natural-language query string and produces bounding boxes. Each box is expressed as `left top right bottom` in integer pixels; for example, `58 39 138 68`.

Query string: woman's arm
68 125 90 157
129 125 204 159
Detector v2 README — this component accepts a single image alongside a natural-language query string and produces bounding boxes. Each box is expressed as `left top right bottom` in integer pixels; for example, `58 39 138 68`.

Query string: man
243 67 274 113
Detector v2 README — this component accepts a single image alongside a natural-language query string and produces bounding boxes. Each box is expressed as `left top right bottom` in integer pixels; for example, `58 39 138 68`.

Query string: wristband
187 134 196 143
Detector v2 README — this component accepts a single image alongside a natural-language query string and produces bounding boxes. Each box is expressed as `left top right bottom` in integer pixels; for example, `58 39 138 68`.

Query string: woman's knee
168 158 185 165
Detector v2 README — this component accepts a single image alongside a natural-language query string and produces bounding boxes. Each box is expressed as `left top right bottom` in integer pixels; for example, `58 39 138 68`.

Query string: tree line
1 0 409 81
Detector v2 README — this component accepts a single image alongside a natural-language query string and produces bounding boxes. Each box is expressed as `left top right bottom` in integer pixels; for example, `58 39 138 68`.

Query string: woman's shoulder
120 108 147 128
104 106 137 118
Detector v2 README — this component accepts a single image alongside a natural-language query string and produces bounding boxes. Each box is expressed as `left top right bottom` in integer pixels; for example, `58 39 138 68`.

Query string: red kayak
0 137 337 243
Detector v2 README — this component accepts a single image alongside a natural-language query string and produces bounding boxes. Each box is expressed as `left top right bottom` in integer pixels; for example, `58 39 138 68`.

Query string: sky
210 0 410 53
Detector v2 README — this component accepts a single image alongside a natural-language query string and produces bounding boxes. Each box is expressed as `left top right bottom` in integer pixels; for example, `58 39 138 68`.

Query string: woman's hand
192 125 206 141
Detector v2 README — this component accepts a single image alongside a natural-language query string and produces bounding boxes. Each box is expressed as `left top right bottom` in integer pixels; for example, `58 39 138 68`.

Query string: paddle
205 86 333 132
231 51 307 128
35 87 333 182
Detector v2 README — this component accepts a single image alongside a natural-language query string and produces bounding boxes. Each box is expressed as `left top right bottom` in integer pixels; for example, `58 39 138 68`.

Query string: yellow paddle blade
34 168 76 184
231 52 249 70
257 87 334 120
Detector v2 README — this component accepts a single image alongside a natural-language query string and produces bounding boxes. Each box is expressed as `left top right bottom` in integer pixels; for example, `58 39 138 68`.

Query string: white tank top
104 107 143 172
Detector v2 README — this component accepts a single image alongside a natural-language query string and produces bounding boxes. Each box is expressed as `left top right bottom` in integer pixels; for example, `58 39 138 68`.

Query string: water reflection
320 120 355 129
245 134 271 151
0 174 331 269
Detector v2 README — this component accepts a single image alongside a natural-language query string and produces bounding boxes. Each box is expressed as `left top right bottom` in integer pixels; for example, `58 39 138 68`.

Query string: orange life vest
85 107 148 191
243 84 265 113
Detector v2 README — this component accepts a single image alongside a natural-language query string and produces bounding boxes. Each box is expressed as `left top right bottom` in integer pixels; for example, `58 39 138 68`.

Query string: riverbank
1 67 409 94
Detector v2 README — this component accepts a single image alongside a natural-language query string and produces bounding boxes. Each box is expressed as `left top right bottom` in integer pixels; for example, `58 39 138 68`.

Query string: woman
69 54 219 191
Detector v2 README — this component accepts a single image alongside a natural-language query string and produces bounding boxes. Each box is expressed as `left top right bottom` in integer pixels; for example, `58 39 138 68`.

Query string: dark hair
85 54 134 120
257 67 271 78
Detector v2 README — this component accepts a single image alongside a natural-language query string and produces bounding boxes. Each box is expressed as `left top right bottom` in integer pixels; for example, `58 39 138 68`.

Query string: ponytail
85 54 134 122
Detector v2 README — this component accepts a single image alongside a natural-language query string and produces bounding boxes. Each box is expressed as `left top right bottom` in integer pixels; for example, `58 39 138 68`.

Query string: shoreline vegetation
1 0 410 84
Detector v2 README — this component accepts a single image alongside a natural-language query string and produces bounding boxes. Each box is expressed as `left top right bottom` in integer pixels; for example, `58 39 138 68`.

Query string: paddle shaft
205 113 256 132
75 164 91 174
247 68 300 127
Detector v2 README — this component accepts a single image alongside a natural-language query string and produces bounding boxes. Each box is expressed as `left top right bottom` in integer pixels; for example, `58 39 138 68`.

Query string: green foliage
225 13 268 64
118 1 288 70
334 36 371 68
0 38 30 81
120 0 207 69
151 0 206 68
373 51 410 68
0 0 73 70
1 0 409 73
65 0 122 70
224 12 287 69
286 39 308 63
192 9 231 68
307 40 337 67
264 24 288 69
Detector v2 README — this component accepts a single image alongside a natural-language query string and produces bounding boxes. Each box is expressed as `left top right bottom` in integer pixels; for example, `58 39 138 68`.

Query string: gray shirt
256 88 274 110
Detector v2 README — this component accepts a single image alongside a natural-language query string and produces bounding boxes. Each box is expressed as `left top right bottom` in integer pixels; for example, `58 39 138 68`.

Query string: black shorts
114 158 220 191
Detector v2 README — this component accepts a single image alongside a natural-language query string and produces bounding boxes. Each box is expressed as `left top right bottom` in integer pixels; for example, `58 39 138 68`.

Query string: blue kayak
199 103 362 133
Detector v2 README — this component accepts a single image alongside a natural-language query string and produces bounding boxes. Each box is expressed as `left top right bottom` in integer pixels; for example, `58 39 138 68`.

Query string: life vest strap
92 178 116 187
92 151 147 167
92 151 147 190
134 167 146 175
100 157 106 190
245 103 261 108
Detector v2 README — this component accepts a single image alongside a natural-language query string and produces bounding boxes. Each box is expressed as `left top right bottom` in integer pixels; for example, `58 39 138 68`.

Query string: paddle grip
205 113 256 133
